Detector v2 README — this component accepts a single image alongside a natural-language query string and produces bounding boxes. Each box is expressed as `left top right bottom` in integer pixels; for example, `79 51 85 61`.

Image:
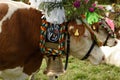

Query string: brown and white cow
0 1 105 80
0 1 43 80
68 18 105 65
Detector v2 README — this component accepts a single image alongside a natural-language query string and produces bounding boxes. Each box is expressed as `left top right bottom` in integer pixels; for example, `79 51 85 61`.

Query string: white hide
101 39 120 67
0 67 29 80
0 1 31 33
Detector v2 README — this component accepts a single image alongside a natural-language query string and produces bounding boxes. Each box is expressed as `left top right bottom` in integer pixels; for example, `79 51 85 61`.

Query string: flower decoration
39 0 103 21
73 0 81 8
89 7 95 12
63 0 95 20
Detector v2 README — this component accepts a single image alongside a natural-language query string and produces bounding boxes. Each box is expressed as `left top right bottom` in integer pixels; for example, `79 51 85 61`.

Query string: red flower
73 0 81 8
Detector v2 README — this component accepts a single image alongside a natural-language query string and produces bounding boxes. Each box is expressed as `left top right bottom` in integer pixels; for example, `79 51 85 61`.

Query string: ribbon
85 12 101 24
105 17 114 32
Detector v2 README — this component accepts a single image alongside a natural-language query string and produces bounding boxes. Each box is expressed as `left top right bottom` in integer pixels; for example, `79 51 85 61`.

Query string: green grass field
0 56 120 80
34 56 120 80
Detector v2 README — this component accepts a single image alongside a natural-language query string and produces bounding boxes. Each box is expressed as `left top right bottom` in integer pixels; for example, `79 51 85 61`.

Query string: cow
67 18 105 65
0 1 43 80
0 1 104 80
101 39 120 67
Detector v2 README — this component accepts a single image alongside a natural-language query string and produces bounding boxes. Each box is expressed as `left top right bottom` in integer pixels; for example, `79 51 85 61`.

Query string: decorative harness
40 18 66 56
40 18 70 70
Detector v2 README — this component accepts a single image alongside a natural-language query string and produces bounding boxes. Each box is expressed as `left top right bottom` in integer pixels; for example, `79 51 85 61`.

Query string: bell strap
64 29 70 70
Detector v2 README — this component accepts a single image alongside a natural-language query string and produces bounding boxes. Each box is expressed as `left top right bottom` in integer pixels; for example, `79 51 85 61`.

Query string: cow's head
67 19 104 65
91 21 117 47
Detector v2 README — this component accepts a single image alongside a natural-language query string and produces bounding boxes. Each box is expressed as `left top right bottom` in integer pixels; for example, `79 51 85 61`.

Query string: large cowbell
40 19 66 76
44 56 65 77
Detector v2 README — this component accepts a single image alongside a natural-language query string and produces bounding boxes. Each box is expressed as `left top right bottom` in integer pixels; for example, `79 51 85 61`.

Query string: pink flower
73 0 81 8
89 7 95 12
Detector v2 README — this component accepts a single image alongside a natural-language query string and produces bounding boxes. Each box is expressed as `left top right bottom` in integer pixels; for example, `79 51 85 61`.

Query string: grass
0 56 120 80
33 56 120 80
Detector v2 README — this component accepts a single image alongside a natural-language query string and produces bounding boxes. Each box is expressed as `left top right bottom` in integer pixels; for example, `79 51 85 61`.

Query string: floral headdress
63 0 95 20
39 0 103 23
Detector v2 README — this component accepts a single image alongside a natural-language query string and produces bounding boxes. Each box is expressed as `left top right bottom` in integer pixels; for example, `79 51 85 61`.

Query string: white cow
101 39 120 67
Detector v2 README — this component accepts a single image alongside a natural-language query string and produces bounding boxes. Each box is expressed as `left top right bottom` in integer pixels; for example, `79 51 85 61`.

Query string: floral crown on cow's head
64 0 95 20
39 0 103 21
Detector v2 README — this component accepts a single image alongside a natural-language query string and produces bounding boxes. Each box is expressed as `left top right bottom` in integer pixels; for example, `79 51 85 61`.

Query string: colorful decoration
39 0 66 24
100 18 115 37
85 12 101 24
105 17 115 32
73 0 81 8
39 0 104 22
40 19 66 56
63 0 95 20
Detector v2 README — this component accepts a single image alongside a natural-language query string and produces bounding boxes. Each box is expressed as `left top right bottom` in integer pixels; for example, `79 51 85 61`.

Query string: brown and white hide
68 19 104 65
0 1 43 80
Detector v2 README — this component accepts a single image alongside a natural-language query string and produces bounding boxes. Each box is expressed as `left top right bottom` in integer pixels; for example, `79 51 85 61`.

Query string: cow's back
0 1 43 75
